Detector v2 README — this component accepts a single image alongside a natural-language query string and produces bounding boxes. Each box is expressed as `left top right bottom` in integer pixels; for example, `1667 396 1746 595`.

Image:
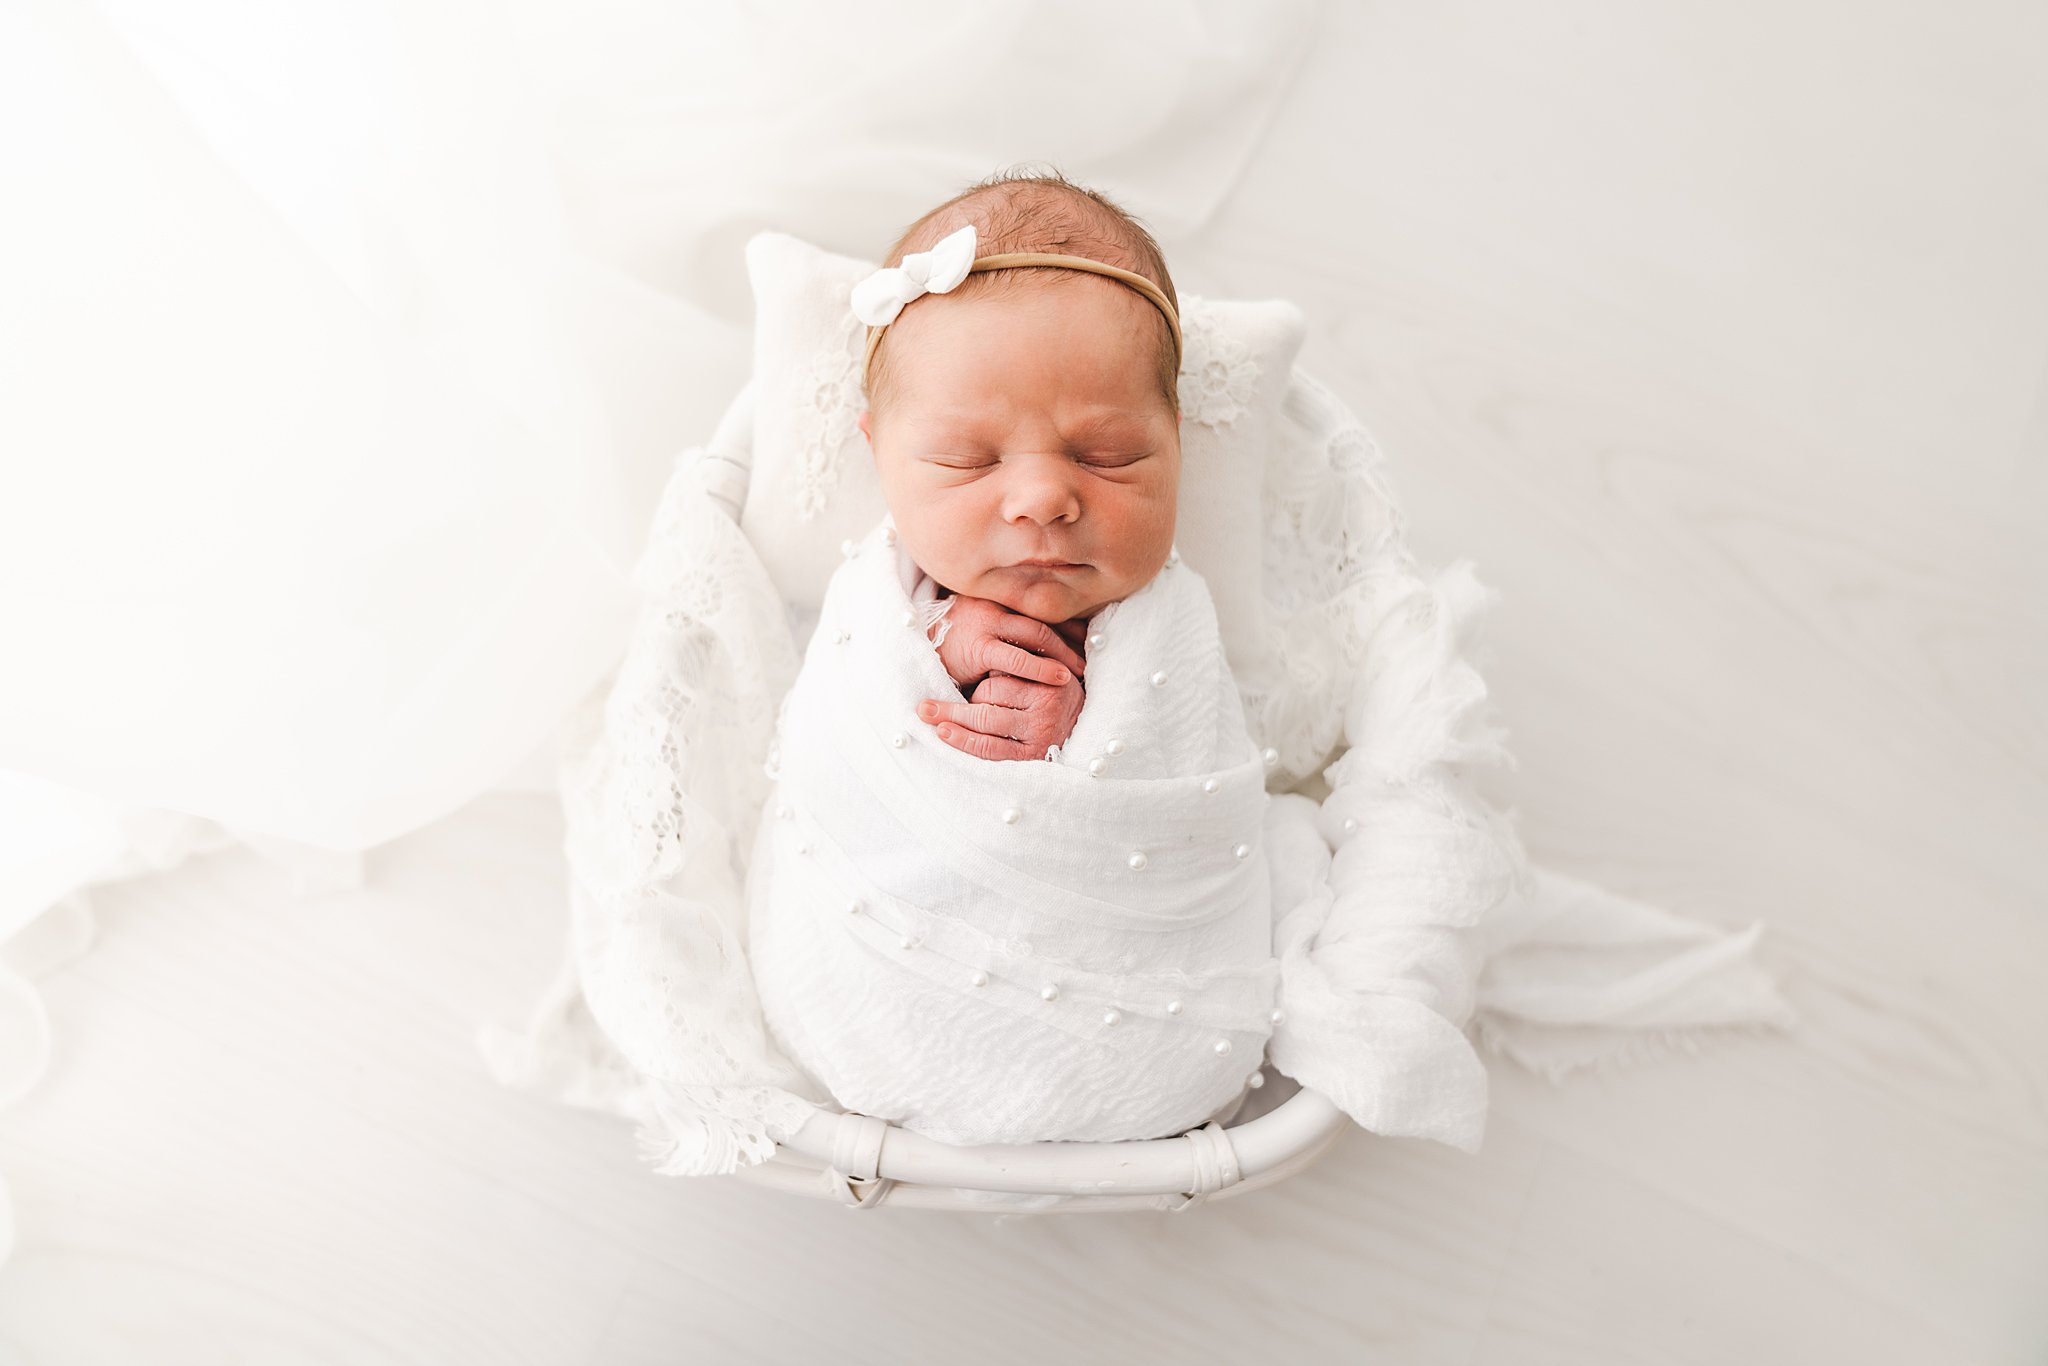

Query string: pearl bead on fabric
1040 984 1060 1002
898 935 913 950
1262 747 1279 769
1233 843 1251 861
1166 1000 1183 1016
1102 1009 1122 1027
1150 670 1168 688
1202 777 1220 795
969 970 988 988
1127 851 1148 871
1342 817 1358 834
1247 1071 1265 1090
1213 1039 1233 1057
1105 738 1125 756
900 609 915 628
1087 632 1104 649
891 732 908 749
1270 1008 1284 1026
1001 807 1021 825
1087 756 1107 776
847 899 863 915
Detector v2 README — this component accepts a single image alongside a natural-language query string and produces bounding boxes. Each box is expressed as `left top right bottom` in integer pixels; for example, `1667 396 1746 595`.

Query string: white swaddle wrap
749 519 1279 1145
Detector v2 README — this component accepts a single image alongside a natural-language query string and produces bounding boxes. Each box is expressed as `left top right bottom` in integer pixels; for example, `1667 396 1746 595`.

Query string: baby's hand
933 595 1086 694
917 671 1086 762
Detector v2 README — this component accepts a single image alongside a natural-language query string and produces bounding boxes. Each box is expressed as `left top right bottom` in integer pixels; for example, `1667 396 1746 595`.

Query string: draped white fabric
0 0 1316 854
0 0 1321 1255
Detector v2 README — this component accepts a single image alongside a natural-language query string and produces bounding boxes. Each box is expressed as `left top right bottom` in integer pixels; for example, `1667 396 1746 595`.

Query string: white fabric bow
850 224 978 326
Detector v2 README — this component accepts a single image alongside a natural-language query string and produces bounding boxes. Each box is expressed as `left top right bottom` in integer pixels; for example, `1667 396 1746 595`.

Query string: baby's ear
857 409 873 446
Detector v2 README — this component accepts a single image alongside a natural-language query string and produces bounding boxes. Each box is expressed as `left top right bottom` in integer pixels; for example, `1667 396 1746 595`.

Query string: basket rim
754 1074 1349 1208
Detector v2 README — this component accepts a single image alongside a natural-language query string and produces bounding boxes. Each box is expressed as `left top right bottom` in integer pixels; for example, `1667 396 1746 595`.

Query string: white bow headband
850 223 1183 385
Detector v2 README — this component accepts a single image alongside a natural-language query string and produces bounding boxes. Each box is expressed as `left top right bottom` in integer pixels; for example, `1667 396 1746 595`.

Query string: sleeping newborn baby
747 173 1279 1145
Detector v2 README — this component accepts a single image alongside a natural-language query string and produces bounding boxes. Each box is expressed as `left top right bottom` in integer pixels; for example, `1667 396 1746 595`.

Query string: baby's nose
1001 455 1081 525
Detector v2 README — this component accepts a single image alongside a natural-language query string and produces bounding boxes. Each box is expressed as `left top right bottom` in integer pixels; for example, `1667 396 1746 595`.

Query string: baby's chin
924 555 1162 624
993 585 1094 625
971 569 1134 625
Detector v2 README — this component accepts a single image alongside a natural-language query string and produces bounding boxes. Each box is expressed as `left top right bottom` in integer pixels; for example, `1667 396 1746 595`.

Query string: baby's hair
863 164 1181 419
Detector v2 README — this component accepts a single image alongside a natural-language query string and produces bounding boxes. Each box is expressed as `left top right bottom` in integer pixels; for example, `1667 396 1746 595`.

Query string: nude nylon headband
860 252 1185 388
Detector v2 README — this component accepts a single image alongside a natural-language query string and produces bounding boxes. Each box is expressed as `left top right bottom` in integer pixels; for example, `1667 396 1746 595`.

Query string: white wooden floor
5 3 2046 1362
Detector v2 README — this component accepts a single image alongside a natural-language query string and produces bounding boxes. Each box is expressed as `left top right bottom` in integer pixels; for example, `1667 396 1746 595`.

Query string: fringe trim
633 1083 817 1177
1471 1012 1800 1086
919 593 955 649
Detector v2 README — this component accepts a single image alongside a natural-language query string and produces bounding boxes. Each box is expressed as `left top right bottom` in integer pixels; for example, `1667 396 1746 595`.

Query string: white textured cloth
1475 868 1799 1080
749 521 1277 1145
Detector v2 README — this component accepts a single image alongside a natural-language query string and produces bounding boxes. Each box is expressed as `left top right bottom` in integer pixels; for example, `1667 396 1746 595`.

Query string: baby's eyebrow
1060 412 1145 442
911 408 1149 445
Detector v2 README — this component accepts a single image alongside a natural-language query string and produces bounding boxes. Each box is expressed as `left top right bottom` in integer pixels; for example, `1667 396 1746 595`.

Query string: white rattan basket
736 1070 1349 1212
683 360 1385 1214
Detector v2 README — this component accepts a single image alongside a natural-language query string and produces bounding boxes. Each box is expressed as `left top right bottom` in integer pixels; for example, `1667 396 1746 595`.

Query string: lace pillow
735 231 1305 674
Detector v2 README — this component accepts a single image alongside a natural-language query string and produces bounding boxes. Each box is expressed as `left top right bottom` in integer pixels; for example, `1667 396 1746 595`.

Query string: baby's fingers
971 671 1068 710
933 723 1037 762
996 616 1087 677
985 640 1073 688
918 697 1020 739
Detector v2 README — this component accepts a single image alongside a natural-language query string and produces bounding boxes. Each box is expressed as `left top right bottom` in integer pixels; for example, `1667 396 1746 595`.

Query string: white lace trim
543 456 829 1173
791 310 867 520
1232 370 1412 786
1177 296 1263 430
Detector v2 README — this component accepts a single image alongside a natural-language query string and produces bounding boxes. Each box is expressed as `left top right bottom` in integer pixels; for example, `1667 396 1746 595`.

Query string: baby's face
858 278 1180 625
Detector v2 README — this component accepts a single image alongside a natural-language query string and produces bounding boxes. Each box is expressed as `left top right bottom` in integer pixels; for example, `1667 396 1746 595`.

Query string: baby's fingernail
1053 668 1070 684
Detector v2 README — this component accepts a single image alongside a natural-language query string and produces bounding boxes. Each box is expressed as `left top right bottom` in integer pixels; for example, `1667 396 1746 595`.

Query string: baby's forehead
892 272 1160 351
